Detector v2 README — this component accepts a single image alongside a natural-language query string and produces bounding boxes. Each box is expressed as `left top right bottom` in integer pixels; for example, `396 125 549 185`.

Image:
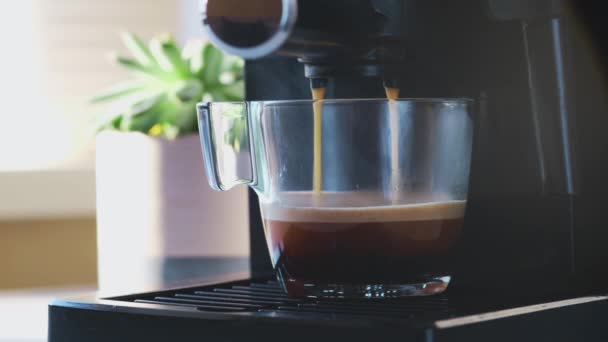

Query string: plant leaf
149 36 189 78
111 116 122 129
159 37 191 78
90 81 147 104
114 55 163 77
120 96 168 132
222 55 244 72
120 32 158 68
201 44 223 85
148 37 172 73
222 56 245 81
207 89 228 101
123 110 161 132
174 79 203 103
221 80 245 100
174 101 198 133
162 124 180 139
126 94 165 118
94 110 123 131
149 123 181 139
181 40 205 74
92 33 246 138
156 97 179 123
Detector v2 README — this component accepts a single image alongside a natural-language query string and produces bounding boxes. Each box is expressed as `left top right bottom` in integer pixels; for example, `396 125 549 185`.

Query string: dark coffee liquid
261 193 465 295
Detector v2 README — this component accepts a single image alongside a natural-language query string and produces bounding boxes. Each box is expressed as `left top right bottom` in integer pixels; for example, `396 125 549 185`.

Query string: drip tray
49 277 608 342
121 279 453 319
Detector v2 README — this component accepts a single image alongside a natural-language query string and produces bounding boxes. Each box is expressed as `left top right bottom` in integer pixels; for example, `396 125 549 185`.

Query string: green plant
92 32 244 139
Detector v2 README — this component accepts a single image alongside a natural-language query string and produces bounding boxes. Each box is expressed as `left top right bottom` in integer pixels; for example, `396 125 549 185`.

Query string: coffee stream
310 85 401 203
385 87 401 203
311 87 325 197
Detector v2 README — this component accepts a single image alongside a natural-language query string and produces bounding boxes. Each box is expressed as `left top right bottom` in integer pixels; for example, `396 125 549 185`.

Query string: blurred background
0 0 208 340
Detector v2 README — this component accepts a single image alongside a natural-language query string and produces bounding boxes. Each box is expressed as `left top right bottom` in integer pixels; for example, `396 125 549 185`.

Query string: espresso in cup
198 97 473 297
260 192 465 297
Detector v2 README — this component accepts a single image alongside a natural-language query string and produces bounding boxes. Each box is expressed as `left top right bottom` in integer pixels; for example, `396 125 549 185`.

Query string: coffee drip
385 87 401 203
311 86 325 197
310 80 402 202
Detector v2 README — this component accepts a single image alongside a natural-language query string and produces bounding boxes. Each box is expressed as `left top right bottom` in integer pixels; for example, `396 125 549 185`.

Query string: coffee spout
202 0 408 80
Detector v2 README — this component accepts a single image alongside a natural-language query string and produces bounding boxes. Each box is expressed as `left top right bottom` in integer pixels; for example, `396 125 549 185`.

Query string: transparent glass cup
197 98 473 298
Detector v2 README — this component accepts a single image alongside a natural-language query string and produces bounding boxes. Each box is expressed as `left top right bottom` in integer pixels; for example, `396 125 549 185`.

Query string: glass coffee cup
197 98 473 298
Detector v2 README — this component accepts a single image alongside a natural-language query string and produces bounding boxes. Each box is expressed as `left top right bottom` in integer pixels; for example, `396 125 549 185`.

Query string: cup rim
202 98 474 106
270 97 473 104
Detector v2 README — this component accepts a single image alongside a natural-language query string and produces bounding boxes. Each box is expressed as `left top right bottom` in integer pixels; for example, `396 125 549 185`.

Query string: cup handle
197 102 255 191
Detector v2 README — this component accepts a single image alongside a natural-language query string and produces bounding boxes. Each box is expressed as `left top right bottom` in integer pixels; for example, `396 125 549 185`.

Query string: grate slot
153 297 263 309
135 299 247 312
194 290 300 303
135 299 199 308
214 288 289 297
231 285 286 294
250 283 284 290
175 293 284 306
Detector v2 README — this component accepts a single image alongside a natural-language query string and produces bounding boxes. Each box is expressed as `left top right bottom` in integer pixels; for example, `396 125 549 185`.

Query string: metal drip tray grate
51 278 608 341
117 279 454 320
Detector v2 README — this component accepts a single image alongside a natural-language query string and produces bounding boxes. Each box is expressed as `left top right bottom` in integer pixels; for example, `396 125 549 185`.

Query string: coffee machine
49 0 608 340
204 0 608 295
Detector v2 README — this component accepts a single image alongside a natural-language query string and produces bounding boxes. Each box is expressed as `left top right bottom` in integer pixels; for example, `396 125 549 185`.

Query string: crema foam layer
260 192 466 223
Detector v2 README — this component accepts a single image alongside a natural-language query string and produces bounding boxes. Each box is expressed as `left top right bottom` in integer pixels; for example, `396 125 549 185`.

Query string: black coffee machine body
203 0 608 296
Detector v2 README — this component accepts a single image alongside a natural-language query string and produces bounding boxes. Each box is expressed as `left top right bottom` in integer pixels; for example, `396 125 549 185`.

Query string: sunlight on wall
0 1 73 170
0 0 199 171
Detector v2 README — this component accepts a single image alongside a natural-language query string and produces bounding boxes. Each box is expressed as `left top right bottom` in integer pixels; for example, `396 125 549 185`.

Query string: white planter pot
96 131 249 293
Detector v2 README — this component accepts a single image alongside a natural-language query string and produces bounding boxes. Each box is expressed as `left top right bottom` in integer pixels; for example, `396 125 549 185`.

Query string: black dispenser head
201 0 407 80
202 0 296 59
